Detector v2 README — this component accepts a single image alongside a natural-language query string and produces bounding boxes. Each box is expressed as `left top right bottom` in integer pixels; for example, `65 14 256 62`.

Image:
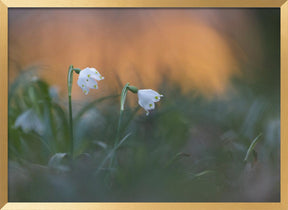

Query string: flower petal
83 88 90 95
80 67 104 81
152 94 163 102
138 89 163 102
79 68 90 78
77 78 90 95
138 99 155 111
85 77 98 89
88 67 104 81
82 86 90 95
77 77 86 88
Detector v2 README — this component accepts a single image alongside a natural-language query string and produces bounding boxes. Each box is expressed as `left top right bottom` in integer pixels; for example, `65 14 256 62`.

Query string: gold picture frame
0 0 287 209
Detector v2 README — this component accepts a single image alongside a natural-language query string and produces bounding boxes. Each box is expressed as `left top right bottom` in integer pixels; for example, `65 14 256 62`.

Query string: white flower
138 89 163 115
14 109 44 134
48 153 70 172
77 67 104 95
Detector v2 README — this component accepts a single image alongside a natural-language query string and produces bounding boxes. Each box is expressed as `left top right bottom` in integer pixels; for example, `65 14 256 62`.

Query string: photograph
7 8 280 202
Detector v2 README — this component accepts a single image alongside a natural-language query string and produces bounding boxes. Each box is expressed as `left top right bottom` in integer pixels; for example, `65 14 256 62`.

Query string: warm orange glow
8 9 262 98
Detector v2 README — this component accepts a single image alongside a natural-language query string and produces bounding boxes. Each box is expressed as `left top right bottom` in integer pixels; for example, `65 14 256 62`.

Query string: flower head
77 67 104 95
14 109 44 134
138 89 163 115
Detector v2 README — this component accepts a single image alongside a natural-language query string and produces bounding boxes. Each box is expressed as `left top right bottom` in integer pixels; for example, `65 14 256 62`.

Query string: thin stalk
109 83 130 168
97 132 131 175
121 105 140 132
115 83 130 147
244 133 263 162
115 110 124 147
67 65 74 157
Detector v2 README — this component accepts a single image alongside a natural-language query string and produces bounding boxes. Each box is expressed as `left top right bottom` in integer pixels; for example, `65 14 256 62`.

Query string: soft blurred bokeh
8 8 280 202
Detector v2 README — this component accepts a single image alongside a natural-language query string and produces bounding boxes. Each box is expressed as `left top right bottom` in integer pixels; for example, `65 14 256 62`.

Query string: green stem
109 83 130 169
67 65 74 157
115 110 124 147
73 68 81 74
115 83 130 147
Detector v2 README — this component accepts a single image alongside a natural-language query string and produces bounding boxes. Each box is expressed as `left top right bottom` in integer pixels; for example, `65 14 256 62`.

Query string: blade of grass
114 132 132 150
96 132 131 175
190 170 215 180
244 133 263 162
164 152 190 168
120 105 141 134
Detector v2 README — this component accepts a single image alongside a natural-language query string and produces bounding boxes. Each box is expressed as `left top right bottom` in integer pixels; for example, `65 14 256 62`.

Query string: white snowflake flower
14 109 44 134
137 89 163 116
77 67 104 95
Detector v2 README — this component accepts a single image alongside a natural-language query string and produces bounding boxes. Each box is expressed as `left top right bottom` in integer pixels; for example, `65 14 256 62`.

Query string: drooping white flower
48 153 70 172
137 89 163 115
14 109 44 134
77 67 104 95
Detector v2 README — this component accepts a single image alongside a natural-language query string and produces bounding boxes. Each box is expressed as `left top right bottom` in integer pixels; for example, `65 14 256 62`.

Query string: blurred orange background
8 9 264 98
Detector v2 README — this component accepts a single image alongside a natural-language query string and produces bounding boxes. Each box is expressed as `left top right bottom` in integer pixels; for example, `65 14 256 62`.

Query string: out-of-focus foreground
8 9 280 201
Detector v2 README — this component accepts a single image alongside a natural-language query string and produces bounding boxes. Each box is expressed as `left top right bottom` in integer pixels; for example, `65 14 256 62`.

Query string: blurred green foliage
8 67 280 202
